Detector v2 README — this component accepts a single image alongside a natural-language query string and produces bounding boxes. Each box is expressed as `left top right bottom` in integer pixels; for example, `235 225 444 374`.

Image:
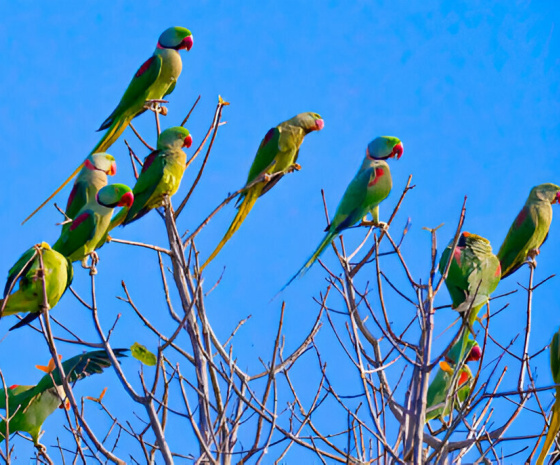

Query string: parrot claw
286 163 302 173
35 441 47 452
377 221 389 232
359 220 388 231
81 252 99 275
144 99 169 116
262 173 272 182
527 248 540 260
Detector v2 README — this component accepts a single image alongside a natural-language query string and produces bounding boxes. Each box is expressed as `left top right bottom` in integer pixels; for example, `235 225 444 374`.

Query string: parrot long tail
278 229 338 294
200 185 264 272
92 113 133 155
22 114 133 225
537 397 560 465
9 312 40 331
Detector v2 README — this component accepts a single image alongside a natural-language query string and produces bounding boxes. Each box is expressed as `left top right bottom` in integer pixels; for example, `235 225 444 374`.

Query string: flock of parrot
0 25 558 456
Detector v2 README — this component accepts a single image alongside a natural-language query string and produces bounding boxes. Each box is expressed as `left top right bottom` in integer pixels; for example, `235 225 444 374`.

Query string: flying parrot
109 126 192 228
23 26 193 224
282 136 403 287
497 183 560 278
64 152 117 224
53 184 134 264
0 349 127 446
200 112 325 271
0 243 73 330
426 338 482 422
537 328 560 464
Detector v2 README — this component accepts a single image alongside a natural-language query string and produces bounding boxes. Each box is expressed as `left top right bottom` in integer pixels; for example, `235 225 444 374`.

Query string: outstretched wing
35 349 128 393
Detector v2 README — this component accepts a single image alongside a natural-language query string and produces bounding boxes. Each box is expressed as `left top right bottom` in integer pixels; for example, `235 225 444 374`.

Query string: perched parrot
200 112 325 271
0 243 73 330
282 136 403 287
497 183 560 278
23 26 193 225
537 329 560 464
0 349 127 446
439 231 501 326
109 126 192 227
53 184 134 263
64 152 117 224
426 338 482 422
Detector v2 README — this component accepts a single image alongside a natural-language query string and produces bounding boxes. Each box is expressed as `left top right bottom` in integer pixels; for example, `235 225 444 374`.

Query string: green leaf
130 342 157 366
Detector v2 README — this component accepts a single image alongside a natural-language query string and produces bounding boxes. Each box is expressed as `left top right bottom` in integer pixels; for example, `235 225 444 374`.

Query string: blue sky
0 0 558 461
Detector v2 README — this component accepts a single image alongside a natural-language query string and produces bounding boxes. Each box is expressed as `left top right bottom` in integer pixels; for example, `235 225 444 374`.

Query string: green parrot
537 329 560 464
64 152 117 224
109 126 192 227
282 136 403 287
53 184 134 263
439 231 501 326
200 112 325 271
426 338 481 422
24 26 193 225
0 243 73 331
497 183 560 278
0 349 127 446
438 231 500 372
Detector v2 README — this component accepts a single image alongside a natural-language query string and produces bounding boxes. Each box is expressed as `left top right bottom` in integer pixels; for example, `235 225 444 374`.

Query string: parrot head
456 232 494 258
366 136 403 160
288 112 324 133
447 337 481 364
86 153 117 176
157 126 193 150
529 183 560 204
466 344 482 362
158 27 193 51
97 184 134 208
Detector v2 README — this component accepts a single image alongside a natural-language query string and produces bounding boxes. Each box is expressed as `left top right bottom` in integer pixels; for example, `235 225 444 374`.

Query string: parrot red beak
9 385 18 390
183 134 193 148
118 192 134 208
315 119 325 131
392 142 404 160
109 162 117 176
182 35 194 51
466 345 482 362
458 370 470 386
555 191 560 204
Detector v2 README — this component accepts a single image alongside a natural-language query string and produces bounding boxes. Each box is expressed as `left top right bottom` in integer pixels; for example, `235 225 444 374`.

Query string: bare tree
1 96 558 465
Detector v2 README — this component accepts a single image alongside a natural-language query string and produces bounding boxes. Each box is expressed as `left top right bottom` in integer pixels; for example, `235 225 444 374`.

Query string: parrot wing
4 248 36 297
498 205 537 277
245 127 282 185
125 151 165 223
65 181 89 220
466 255 501 309
331 166 375 233
54 211 97 259
99 54 163 131
34 349 128 394
439 246 469 309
